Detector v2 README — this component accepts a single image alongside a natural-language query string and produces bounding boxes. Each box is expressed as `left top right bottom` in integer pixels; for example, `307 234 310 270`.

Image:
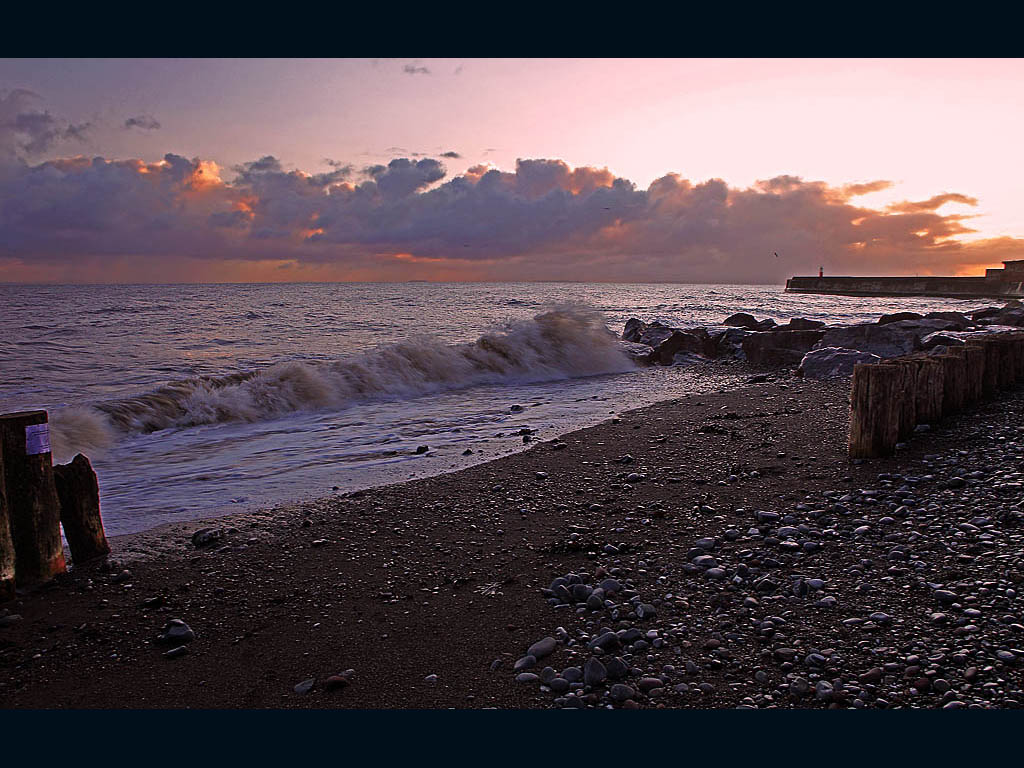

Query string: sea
0 282 994 536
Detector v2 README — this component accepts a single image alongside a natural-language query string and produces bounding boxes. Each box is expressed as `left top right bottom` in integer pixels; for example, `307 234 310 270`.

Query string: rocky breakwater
621 300 1024 380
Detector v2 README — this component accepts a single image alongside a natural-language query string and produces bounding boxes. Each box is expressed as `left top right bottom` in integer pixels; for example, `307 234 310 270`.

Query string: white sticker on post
25 423 51 455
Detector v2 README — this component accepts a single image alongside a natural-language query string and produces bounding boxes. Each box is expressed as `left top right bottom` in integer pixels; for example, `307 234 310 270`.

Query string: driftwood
53 454 110 565
0 411 66 586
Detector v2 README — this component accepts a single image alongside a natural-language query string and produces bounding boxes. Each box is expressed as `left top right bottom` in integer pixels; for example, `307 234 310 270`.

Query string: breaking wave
49 306 633 457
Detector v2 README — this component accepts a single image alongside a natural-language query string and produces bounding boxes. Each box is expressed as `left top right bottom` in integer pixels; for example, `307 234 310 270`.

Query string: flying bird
774 252 779 258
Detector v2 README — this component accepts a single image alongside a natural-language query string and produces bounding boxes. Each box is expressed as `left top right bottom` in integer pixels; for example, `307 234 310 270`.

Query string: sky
1 57 1023 284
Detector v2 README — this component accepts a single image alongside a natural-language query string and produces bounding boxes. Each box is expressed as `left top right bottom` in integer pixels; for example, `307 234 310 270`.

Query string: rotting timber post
0 411 67 588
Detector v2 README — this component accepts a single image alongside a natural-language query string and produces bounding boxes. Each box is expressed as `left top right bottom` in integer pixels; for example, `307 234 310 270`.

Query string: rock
325 671 354 691
157 619 195 645
163 646 188 659
415 445 429 454
0 614 23 628
637 322 677 348
294 678 315 694
647 328 717 365
924 311 970 328
583 657 607 686
878 311 923 324
191 528 223 548
515 673 540 684
742 329 824 366
921 331 967 350
620 341 655 363
622 317 647 342
782 317 826 331
514 655 536 671
424 674 439 683
724 312 760 330
610 683 635 703
798 347 881 379
527 637 557 659
711 327 753 359
814 323 922 358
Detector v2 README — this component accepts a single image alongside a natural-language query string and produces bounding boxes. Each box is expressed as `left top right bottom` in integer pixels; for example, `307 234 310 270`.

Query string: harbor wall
785 276 1024 299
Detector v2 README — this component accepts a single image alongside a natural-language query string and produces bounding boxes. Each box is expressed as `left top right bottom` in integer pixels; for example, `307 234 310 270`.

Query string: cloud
402 63 431 75
1 88 90 159
440 151 461 159
124 114 161 131
2 139 1022 284
887 192 978 213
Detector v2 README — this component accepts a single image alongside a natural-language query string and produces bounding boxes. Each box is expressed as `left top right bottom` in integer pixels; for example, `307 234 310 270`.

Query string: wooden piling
974 335 999 397
937 353 967 416
0 411 66 586
849 363 903 458
0 444 15 602
893 358 918 441
53 454 110 565
909 356 944 425
961 345 985 403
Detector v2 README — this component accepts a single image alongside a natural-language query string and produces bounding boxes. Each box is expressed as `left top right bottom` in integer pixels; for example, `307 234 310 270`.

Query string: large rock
921 331 967 350
637 321 677 348
710 327 752 359
742 329 824 366
619 341 655 363
994 308 1024 327
972 306 1001 322
815 322 923 358
924 311 971 329
878 311 923 325
781 317 826 331
648 328 717 365
798 347 881 380
724 312 759 329
622 318 646 343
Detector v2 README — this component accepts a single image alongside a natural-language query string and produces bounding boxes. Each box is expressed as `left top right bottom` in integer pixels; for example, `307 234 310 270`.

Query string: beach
3 367 1021 709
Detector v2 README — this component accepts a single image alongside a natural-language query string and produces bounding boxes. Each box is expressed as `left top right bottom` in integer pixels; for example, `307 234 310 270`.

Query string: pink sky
2 58 1023 283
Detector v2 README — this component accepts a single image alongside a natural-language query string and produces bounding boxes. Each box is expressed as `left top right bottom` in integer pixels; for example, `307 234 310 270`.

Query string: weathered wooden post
53 454 110 565
961 345 985 403
974 337 1000 397
0 443 15 601
893 357 918 441
996 336 1015 389
0 411 66 586
938 353 967 416
909 355 944 425
849 363 902 458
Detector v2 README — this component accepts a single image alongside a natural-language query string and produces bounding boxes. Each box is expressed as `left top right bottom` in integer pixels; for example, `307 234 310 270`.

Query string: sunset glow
2 58 1024 283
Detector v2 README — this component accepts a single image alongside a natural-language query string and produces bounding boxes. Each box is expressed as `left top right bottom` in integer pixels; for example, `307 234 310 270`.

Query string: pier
786 260 1024 299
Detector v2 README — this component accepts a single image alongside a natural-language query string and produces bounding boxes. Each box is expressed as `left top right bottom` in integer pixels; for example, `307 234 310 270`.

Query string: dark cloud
124 114 161 131
402 63 431 75
2 144 1020 283
1 89 90 159
440 151 461 159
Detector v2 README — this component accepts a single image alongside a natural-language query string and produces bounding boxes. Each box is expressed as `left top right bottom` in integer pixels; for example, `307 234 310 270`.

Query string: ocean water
0 282 993 535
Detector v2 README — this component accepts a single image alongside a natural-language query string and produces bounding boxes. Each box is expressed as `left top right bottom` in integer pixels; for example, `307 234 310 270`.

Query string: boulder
648 328 717 366
923 311 971 329
815 323 922 358
637 321 676 348
711 327 752 359
781 317 826 331
878 311 923 325
620 341 655 363
724 312 759 330
742 329 824 366
622 318 646 343
994 308 1024 327
971 306 1001 322
798 347 881 380
756 318 778 331
921 331 967 350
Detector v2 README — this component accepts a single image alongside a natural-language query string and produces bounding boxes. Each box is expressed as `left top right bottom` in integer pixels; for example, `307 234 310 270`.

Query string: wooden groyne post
0 448 15 602
0 411 66 587
53 454 110 564
850 333 1024 459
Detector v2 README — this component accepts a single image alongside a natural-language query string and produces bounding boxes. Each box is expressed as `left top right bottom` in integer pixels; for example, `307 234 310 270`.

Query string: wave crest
50 306 633 452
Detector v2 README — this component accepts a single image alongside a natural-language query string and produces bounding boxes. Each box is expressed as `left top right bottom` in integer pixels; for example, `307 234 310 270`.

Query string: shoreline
2 372 1022 709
